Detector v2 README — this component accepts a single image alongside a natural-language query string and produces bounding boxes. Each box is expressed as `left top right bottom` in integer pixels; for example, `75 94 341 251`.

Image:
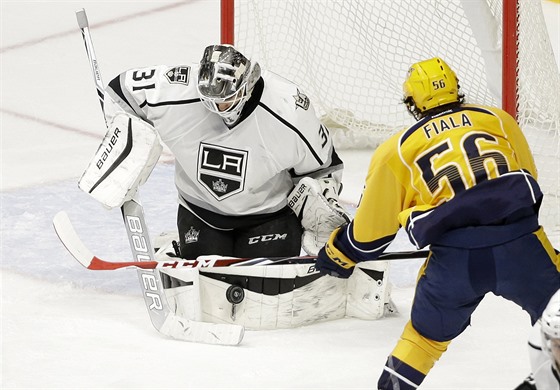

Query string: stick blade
53 211 95 268
76 8 89 29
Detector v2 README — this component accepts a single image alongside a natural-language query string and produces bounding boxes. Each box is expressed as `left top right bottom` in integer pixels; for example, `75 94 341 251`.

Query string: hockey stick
73 9 244 345
54 210 430 271
76 9 106 124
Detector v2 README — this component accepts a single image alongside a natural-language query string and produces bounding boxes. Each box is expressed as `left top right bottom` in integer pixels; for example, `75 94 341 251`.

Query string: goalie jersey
103 64 342 228
337 104 542 259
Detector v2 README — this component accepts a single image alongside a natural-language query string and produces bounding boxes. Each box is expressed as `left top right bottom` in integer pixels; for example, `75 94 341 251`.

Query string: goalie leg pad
160 263 347 329
346 260 395 320
160 268 202 321
156 232 202 321
197 266 347 329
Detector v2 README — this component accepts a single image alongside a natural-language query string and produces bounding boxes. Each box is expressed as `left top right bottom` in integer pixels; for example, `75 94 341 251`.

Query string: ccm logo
126 215 163 311
248 233 288 245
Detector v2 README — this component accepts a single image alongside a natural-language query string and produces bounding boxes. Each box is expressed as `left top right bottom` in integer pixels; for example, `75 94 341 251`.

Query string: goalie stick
54 210 430 271
73 9 244 346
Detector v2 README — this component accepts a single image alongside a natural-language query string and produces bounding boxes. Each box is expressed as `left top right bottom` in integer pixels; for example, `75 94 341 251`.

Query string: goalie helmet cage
221 0 560 234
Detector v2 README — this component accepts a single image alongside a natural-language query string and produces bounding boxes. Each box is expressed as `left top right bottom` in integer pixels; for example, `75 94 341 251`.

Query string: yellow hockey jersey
338 104 542 260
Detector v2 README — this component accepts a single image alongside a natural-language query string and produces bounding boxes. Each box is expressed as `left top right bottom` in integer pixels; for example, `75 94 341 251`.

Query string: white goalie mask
197 44 261 126
541 290 560 369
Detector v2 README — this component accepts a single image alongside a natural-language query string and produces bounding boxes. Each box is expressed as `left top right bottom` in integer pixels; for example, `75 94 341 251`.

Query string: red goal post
221 0 560 233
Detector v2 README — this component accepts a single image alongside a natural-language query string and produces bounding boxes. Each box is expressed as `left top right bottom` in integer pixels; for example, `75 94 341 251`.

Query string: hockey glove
316 227 356 278
288 177 351 255
79 113 162 209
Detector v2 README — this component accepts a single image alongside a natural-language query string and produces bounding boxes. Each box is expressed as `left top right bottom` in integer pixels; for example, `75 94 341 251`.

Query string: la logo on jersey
165 66 190 85
197 143 248 200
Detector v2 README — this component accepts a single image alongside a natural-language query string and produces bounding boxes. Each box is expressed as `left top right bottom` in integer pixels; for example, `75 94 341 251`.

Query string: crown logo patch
184 226 200 244
212 179 228 193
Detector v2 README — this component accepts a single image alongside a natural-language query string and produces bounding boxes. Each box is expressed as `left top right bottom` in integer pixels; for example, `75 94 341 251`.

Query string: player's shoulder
375 129 405 163
113 63 200 103
462 103 514 120
119 63 198 89
259 70 317 122
123 64 198 85
260 69 297 88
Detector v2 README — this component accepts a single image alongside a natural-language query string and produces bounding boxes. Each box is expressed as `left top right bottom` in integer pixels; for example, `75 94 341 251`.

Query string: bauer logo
95 117 134 172
165 66 190 85
96 124 122 169
125 214 163 311
197 143 248 200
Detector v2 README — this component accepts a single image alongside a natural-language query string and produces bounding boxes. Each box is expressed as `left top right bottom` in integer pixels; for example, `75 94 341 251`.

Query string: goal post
502 0 518 119
221 0 559 233
220 0 234 45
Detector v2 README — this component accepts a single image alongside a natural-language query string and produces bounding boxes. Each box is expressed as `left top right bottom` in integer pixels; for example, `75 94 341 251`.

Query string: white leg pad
156 232 395 329
160 268 202 321
346 260 395 320
196 266 347 329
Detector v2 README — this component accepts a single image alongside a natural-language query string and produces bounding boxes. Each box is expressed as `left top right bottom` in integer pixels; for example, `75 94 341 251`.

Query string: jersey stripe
259 102 324 166
143 98 201 107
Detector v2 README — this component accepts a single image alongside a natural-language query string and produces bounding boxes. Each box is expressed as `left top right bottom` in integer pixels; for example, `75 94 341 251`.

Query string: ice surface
1 2 559 389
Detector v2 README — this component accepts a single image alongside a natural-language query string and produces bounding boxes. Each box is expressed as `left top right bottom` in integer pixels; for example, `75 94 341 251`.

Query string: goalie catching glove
288 177 351 255
78 113 162 209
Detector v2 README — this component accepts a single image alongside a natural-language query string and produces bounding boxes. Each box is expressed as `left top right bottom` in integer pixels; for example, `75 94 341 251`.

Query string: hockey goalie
78 43 395 330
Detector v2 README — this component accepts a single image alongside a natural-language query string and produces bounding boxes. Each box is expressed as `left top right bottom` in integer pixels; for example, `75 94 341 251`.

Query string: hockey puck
226 285 245 304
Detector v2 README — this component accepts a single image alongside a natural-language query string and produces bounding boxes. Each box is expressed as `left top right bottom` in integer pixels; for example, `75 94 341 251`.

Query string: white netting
232 0 559 232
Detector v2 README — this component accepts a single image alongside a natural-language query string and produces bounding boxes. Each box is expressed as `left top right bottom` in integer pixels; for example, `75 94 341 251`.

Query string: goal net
224 0 560 234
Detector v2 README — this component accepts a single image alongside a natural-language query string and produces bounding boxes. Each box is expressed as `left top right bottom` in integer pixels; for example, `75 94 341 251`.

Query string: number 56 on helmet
403 57 464 120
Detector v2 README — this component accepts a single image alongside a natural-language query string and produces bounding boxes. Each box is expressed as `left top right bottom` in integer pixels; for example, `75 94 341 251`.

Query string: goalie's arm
103 71 152 124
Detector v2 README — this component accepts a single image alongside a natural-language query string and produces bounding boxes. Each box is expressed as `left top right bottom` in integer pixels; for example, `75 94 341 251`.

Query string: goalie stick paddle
73 9 244 346
54 211 430 272
53 208 244 346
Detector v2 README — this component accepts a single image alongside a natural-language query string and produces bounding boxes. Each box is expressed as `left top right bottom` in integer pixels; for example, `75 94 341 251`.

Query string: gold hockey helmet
403 57 462 119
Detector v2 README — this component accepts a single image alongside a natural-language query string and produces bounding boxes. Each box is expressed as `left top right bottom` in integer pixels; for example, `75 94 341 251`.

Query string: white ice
1 1 559 389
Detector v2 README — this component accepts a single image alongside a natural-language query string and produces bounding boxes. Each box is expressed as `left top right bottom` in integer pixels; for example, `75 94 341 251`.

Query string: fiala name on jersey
197 143 248 200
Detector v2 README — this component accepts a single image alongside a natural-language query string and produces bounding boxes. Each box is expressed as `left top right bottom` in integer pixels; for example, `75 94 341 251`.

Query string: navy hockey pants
411 216 560 342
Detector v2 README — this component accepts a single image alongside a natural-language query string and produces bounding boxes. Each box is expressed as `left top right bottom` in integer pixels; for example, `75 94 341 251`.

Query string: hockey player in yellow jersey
315 57 560 389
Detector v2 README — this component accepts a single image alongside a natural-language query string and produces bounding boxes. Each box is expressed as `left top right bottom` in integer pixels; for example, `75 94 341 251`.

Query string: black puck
226 285 245 304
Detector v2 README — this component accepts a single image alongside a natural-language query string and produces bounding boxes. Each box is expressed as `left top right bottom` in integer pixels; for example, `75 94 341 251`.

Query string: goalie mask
197 44 261 126
403 57 464 120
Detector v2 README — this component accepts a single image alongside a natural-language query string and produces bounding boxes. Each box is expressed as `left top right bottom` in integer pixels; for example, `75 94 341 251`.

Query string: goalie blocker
79 113 163 209
154 234 395 330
